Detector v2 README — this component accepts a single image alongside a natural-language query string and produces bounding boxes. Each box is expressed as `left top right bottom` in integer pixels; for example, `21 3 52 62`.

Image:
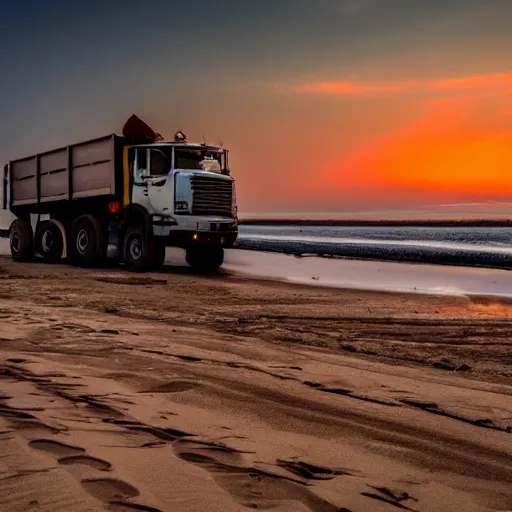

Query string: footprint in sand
29 439 85 457
59 455 112 471
9 418 61 436
174 445 341 512
30 439 112 471
30 439 155 510
81 478 139 502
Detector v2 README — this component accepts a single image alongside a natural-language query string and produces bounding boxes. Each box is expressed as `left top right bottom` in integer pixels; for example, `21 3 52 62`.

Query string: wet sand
0 256 511 512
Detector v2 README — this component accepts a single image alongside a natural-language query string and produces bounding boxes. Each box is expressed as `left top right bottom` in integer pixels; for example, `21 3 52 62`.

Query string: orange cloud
294 71 512 97
429 72 512 92
320 96 512 199
295 80 418 96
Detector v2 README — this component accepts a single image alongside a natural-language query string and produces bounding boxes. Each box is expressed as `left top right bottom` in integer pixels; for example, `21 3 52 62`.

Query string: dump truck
2 115 238 271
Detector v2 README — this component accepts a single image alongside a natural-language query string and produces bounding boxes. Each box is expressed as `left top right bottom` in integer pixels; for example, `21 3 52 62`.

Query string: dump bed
8 134 125 209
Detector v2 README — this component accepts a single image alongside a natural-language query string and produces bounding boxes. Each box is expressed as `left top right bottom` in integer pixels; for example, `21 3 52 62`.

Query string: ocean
236 224 512 268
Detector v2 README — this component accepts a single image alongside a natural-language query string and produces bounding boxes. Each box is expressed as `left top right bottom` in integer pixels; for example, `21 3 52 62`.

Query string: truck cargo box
9 134 125 208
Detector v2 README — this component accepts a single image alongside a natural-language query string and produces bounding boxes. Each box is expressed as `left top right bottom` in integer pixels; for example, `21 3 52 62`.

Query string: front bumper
173 230 238 248
152 215 238 247
152 222 237 249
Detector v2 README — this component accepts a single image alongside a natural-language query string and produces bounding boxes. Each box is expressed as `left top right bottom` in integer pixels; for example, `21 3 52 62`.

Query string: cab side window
149 149 170 176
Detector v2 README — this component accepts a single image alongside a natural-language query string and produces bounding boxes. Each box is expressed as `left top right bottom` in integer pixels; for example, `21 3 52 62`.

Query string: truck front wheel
123 223 153 272
9 218 34 262
186 246 224 272
70 214 107 267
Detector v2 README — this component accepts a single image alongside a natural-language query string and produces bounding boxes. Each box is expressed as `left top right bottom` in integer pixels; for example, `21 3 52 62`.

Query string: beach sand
0 256 511 511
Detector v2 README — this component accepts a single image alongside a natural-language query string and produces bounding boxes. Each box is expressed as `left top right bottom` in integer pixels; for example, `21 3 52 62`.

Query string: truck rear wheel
9 219 34 262
123 223 153 272
70 214 107 267
35 221 64 264
186 246 224 272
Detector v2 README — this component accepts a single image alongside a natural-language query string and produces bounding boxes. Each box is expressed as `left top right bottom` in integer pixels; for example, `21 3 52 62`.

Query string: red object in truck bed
122 114 164 145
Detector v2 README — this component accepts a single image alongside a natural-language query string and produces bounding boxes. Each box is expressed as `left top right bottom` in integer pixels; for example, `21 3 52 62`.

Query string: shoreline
3 251 512 301
233 244 512 272
222 249 512 300
233 239 512 271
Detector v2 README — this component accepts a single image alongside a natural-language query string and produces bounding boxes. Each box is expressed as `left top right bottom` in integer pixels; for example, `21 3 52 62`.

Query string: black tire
35 221 63 264
186 246 224 272
151 238 166 271
9 218 34 262
123 223 152 272
69 214 107 267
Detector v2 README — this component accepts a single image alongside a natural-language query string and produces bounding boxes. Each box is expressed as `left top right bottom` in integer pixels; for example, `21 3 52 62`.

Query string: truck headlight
175 201 189 212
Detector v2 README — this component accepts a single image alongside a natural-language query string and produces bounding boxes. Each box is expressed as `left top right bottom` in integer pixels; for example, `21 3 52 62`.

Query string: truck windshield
174 147 224 172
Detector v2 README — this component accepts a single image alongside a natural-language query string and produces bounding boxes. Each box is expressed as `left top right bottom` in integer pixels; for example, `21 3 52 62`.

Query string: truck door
131 148 152 211
146 148 173 215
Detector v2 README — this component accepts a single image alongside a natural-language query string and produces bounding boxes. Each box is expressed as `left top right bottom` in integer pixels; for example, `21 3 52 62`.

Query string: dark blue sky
1 0 511 211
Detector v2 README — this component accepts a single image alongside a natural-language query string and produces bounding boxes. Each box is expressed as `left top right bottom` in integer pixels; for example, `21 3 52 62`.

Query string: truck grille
191 175 233 216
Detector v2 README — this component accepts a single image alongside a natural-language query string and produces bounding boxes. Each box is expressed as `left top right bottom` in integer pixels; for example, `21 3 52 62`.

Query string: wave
239 233 512 255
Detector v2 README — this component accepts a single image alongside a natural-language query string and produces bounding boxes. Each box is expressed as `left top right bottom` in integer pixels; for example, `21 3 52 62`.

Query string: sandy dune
0 256 511 511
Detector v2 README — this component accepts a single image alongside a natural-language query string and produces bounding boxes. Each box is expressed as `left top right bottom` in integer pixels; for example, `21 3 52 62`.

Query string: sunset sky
0 0 511 215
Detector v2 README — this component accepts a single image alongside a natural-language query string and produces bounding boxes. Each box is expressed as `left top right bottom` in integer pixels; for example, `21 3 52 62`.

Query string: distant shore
239 218 512 227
